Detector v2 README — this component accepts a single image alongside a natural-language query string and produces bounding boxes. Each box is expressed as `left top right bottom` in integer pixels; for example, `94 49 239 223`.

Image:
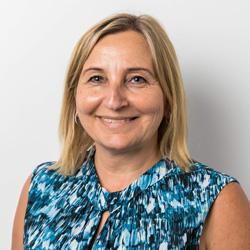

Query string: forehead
83 30 153 69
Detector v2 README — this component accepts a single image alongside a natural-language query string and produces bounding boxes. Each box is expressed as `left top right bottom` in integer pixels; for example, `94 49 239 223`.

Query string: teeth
102 118 131 123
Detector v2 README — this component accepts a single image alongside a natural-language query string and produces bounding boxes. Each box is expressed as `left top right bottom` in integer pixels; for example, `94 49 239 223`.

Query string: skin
12 31 250 249
75 31 165 191
199 182 250 249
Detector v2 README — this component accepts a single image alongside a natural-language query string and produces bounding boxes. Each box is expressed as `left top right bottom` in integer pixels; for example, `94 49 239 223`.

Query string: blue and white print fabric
24 152 238 249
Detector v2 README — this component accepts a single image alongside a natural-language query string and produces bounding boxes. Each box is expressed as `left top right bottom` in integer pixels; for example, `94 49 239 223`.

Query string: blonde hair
50 13 192 175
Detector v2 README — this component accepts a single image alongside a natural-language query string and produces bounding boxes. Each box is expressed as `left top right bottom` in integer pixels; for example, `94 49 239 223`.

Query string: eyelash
88 75 104 83
129 76 147 84
88 75 147 85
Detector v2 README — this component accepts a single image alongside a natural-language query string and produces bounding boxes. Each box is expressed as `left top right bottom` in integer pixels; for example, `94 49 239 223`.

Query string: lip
97 115 138 120
97 116 138 128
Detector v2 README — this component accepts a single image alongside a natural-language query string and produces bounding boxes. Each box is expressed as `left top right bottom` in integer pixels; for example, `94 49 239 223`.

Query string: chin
98 138 137 153
103 143 132 153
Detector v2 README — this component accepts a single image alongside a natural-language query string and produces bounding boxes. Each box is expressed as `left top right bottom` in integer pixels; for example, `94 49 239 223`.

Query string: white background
1 0 249 248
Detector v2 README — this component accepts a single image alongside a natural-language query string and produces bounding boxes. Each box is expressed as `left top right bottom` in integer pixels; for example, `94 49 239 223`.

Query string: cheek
148 101 165 127
137 90 165 118
75 87 102 114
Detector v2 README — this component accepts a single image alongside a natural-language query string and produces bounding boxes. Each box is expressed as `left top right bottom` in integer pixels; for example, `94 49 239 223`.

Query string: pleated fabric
24 151 238 249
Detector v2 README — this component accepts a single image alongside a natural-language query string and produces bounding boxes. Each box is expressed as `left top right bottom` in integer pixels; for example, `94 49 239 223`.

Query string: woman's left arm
200 182 250 249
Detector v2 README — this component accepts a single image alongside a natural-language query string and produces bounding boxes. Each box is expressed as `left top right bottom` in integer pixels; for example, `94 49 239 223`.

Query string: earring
74 112 79 125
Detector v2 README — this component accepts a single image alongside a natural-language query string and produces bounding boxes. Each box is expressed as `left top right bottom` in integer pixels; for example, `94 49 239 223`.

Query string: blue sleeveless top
24 152 238 249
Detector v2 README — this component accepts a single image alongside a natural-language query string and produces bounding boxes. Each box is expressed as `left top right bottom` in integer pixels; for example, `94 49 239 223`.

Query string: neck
94 143 161 192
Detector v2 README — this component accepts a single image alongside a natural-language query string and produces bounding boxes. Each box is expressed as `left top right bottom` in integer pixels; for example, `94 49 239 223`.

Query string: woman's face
76 30 165 154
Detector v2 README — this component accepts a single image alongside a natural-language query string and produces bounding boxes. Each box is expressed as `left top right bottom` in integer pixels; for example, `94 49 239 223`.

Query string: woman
12 13 250 249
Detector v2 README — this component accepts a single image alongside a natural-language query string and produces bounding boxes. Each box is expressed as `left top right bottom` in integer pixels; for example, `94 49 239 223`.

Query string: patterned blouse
24 150 238 249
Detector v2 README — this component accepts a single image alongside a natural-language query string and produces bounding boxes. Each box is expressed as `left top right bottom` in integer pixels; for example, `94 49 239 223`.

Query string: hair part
50 13 192 175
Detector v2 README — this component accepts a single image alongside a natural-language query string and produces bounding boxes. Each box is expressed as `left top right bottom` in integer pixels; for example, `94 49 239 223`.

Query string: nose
104 85 128 110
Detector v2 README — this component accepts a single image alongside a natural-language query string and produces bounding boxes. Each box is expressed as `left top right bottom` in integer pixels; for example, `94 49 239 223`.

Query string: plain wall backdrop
1 0 249 248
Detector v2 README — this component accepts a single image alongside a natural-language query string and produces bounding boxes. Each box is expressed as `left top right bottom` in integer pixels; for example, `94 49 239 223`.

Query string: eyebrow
82 67 155 77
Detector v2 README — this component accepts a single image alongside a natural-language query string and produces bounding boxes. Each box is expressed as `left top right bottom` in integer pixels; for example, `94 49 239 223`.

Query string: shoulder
175 162 250 248
201 182 250 249
31 161 57 180
28 161 62 192
160 161 240 207
183 161 239 190
172 161 239 200
11 162 55 249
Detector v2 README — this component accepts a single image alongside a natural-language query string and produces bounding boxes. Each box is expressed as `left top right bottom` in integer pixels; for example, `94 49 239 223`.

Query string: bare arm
200 182 250 249
11 175 31 250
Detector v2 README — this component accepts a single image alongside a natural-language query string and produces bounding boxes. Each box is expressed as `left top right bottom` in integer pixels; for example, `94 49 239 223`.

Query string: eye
88 75 104 84
129 76 147 84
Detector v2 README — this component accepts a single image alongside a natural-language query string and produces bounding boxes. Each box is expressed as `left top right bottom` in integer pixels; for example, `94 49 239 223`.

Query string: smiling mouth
97 116 138 126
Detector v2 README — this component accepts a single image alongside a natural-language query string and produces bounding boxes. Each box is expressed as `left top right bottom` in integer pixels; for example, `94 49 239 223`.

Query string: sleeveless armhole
195 166 240 245
23 161 55 247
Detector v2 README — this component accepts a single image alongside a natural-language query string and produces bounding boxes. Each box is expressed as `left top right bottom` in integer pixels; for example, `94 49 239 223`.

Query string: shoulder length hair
50 13 192 175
